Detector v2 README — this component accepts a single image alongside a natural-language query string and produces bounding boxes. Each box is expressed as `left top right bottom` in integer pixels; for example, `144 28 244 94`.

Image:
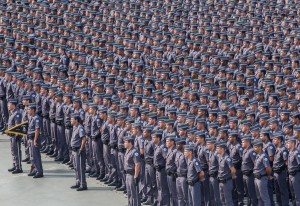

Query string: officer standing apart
27 103 43 178
7 99 22 174
216 141 236 206
70 114 88 191
184 144 204 206
252 139 272 206
286 137 300 206
124 135 141 206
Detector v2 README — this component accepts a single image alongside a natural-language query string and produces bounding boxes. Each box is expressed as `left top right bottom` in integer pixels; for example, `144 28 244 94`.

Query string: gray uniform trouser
10 135 22 170
42 118 51 150
92 138 104 174
126 173 140 206
139 160 146 199
50 122 57 152
201 172 210 206
72 150 87 187
56 125 68 159
156 168 170 206
209 176 222 206
289 173 300 206
243 174 258 205
233 169 244 206
254 176 271 206
85 136 93 171
145 163 157 202
118 151 126 187
188 181 201 206
65 128 72 160
176 176 188 206
23 136 30 159
219 178 234 206
28 139 43 175
167 174 178 206
103 143 111 177
274 171 289 206
109 147 119 181
0 99 8 126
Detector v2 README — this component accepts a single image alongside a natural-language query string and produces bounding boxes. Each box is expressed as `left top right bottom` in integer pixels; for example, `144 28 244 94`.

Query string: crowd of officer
1 0 300 205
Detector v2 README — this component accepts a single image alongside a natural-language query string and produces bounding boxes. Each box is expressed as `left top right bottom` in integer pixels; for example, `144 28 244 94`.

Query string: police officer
175 138 188 206
48 86 57 157
184 144 204 206
7 99 22 174
272 133 289 206
70 114 87 191
40 84 51 154
27 103 43 178
21 95 31 163
286 137 300 206
90 103 104 179
165 135 178 206
207 138 222 206
152 130 170 206
124 135 141 206
241 136 258 205
228 131 244 206
216 141 236 206
252 139 272 206
63 93 73 164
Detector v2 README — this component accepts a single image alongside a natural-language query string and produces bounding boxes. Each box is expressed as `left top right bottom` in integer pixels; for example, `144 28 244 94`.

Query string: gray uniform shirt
175 150 188 175
124 147 141 171
8 109 22 129
218 153 234 179
273 146 288 169
166 146 177 174
242 146 256 172
187 157 202 182
71 124 85 149
253 152 270 176
287 149 300 173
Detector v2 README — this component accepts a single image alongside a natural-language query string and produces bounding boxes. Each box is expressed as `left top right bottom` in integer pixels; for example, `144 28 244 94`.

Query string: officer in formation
1 0 300 205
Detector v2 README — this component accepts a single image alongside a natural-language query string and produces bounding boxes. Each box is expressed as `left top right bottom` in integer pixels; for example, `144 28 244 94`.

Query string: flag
5 121 29 136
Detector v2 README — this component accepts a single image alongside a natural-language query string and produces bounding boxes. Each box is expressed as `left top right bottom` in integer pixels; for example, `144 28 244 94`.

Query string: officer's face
184 150 192 158
253 145 261 153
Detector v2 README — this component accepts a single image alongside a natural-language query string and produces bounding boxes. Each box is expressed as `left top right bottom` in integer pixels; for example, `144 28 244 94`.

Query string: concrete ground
0 135 127 206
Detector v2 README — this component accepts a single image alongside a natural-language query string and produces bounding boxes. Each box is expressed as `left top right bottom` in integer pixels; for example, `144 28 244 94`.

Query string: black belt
27 134 34 140
118 148 126 153
289 170 300 176
218 176 232 183
71 147 80 151
242 170 253 176
187 178 199 186
253 173 267 179
145 159 153 165
155 165 165 172
273 166 286 174
209 171 218 177
177 173 187 178
124 169 135 175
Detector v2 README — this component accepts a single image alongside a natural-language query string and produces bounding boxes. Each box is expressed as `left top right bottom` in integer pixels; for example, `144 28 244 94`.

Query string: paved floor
0 135 127 206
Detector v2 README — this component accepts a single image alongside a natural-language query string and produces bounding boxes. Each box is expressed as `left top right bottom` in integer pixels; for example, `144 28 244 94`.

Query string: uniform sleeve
238 146 243 157
96 118 101 127
162 146 168 158
133 151 141 164
80 111 85 121
79 126 86 138
282 149 288 161
35 117 41 129
15 113 22 124
225 156 234 168
267 144 276 157
139 137 145 149
296 152 300 165
262 154 271 168
250 151 257 162
193 159 202 173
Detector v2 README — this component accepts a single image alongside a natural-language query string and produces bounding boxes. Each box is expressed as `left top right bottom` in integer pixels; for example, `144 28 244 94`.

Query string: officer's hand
134 176 139 185
79 149 82 155
232 175 237 179
268 175 273 180
34 140 38 147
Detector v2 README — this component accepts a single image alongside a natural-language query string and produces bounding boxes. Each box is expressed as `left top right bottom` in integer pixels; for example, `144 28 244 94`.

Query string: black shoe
49 153 58 158
8 167 16 172
108 180 118 187
143 200 153 205
66 161 72 165
69 164 74 168
28 172 36 176
46 150 54 156
104 179 113 185
90 173 99 178
54 158 63 162
123 190 127 194
40 146 46 152
22 157 30 162
70 185 80 189
100 176 108 182
141 198 147 203
41 148 49 153
152 200 158 206
12 169 23 174
96 174 105 180
33 174 44 178
116 186 126 191
88 172 95 177
85 169 91 173
27 161 31 164
62 159 70 164
0 125 7 132
76 186 88 191
115 182 122 189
